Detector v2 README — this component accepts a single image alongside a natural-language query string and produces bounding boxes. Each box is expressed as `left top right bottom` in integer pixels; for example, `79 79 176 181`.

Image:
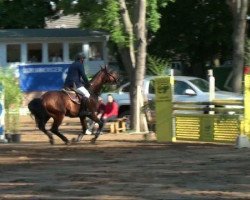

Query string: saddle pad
62 89 81 104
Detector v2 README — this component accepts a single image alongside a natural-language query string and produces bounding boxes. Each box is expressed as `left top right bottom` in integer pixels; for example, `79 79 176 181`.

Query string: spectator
52 53 62 62
96 96 106 119
86 96 106 135
90 95 118 134
30 55 38 63
102 94 118 122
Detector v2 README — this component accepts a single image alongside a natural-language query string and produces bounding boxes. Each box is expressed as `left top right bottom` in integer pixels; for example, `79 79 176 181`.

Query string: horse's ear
100 65 104 70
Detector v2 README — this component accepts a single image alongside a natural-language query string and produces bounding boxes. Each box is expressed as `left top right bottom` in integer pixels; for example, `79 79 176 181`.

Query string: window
69 43 82 60
189 78 210 92
28 43 42 63
174 81 193 95
121 84 130 93
89 42 103 60
48 43 63 62
7 44 21 63
149 80 155 94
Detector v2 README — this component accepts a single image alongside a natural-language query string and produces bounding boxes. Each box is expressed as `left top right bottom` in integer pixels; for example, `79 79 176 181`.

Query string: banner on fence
19 64 70 92
155 76 175 142
244 75 250 137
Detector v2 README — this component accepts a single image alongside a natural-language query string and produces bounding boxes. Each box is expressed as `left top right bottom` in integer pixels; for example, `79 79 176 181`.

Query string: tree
148 0 234 78
59 0 172 131
227 0 249 92
0 0 59 28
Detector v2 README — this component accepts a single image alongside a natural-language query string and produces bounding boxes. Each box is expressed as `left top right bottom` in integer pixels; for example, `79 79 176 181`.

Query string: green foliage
0 0 58 28
5 111 19 133
0 68 22 133
148 0 233 76
146 55 171 75
104 0 127 45
147 0 174 32
245 39 250 66
0 68 22 109
59 0 173 46
147 0 161 32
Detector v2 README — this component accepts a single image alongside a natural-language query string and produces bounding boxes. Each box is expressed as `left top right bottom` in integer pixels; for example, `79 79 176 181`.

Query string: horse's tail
28 98 49 128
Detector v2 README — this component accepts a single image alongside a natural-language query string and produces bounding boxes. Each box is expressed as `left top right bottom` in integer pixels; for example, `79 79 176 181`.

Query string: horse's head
89 65 119 95
100 65 119 84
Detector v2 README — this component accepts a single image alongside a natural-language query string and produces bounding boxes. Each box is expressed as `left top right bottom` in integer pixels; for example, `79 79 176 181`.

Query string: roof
0 28 108 39
46 14 80 29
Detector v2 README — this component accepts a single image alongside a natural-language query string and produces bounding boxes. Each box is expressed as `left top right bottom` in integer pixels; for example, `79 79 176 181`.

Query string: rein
106 71 118 83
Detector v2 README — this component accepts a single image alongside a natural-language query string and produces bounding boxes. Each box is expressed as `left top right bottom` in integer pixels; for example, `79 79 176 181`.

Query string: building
0 28 109 109
0 28 109 72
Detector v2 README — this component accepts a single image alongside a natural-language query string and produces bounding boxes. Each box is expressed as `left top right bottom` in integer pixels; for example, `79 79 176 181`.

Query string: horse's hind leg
41 128 54 145
50 115 70 145
73 116 87 143
36 116 54 145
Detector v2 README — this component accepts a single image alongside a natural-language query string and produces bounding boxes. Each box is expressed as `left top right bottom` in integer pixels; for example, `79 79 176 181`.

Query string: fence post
155 76 175 142
235 74 250 148
208 69 215 114
244 75 250 137
0 83 7 143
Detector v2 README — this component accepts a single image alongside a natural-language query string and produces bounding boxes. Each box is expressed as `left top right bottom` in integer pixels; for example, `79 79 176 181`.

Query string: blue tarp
19 64 70 92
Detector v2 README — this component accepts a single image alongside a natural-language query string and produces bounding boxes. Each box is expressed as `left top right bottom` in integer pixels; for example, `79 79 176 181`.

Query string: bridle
105 70 118 84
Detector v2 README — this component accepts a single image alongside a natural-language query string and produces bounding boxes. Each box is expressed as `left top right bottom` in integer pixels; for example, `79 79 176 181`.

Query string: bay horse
28 66 118 145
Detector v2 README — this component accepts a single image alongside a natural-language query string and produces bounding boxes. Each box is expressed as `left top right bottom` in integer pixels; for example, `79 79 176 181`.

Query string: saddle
62 88 81 104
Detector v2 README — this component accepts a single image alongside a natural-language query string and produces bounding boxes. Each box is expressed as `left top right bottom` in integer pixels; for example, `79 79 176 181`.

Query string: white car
101 76 243 117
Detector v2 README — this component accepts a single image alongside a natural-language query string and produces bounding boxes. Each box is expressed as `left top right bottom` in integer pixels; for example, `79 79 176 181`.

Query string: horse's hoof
49 139 54 145
65 140 71 145
90 138 96 144
71 138 77 143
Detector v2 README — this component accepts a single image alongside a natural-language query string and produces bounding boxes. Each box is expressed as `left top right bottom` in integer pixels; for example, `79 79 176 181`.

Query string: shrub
146 55 171 76
0 67 22 133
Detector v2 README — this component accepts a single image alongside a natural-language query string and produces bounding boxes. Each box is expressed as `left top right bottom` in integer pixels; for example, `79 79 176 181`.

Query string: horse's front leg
74 116 87 142
88 115 104 144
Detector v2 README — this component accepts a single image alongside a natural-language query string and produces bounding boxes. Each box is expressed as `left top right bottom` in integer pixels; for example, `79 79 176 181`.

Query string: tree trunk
118 0 147 131
230 0 248 92
118 47 134 78
131 0 147 132
118 0 136 72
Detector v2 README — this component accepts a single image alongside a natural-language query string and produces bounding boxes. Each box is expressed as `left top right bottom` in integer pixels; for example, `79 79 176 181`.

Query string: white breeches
76 86 90 98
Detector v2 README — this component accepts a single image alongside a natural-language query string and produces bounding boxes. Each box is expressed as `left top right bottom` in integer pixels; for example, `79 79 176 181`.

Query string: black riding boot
79 97 92 117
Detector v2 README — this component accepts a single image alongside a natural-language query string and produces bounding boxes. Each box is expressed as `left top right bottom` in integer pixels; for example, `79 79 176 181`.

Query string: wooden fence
151 75 249 143
173 100 243 143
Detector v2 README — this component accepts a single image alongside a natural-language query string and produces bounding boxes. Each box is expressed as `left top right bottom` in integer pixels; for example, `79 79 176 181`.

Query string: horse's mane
89 66 116 97
90 70 102 83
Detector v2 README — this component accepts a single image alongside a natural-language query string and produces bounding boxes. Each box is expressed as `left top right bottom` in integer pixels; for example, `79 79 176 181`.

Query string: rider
64 52 91 117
